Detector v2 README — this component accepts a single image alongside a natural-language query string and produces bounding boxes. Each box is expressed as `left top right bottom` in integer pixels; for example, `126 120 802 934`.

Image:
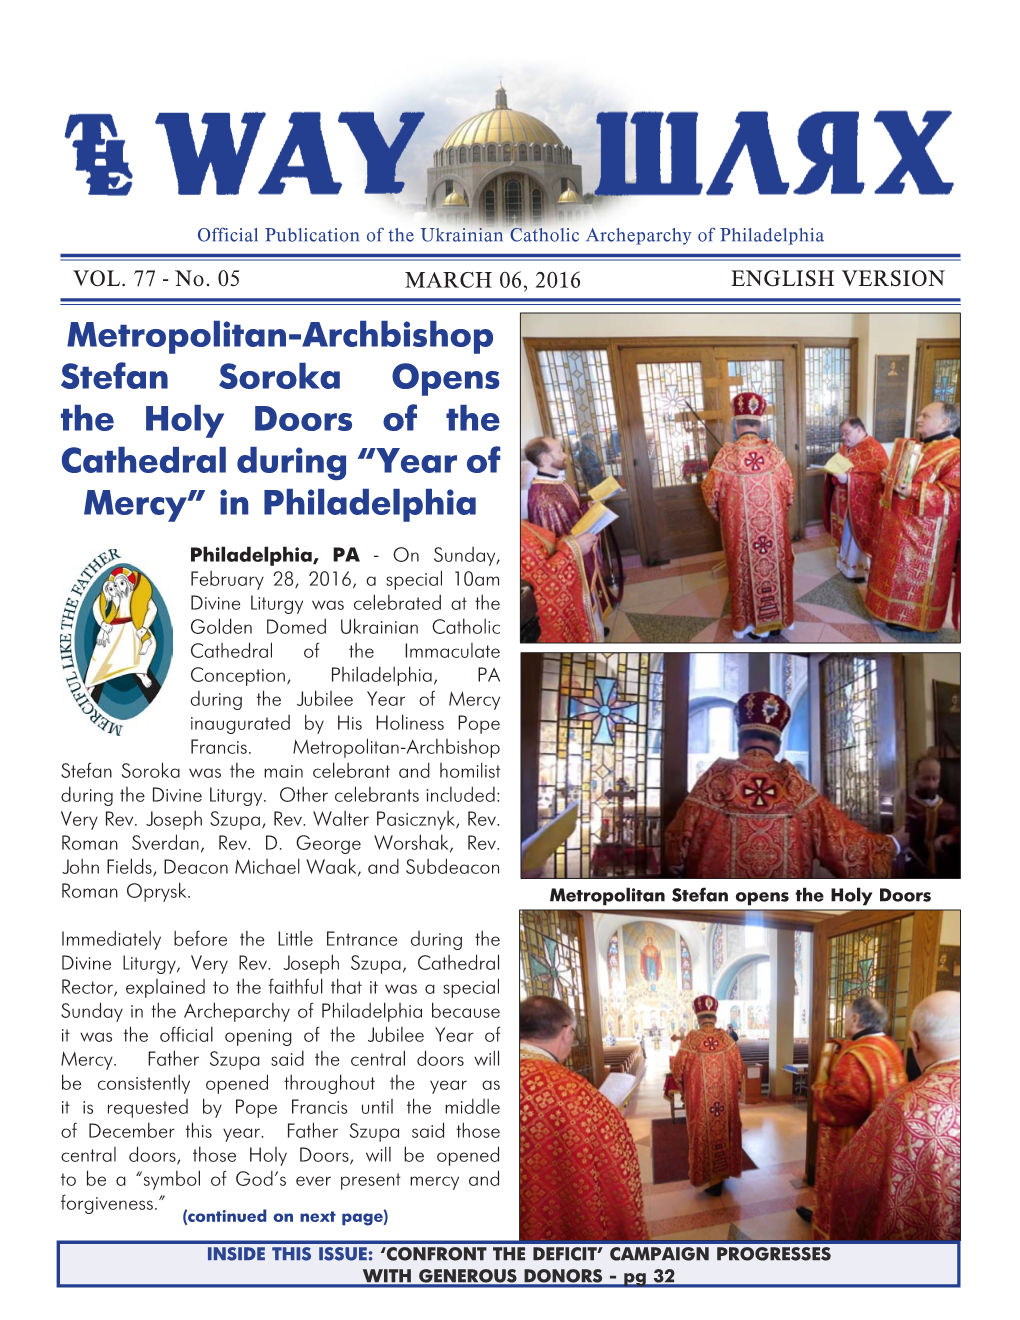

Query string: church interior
521 651 961 879
520 907 961 1240
520 312 960 643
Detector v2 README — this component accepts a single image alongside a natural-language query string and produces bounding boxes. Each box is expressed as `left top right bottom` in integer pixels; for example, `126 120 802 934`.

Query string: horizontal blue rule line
60 252 961 260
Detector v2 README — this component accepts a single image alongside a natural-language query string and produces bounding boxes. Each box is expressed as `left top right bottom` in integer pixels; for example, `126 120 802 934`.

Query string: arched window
448 149 456 167
544 145 553 162
532 144 542 162
503 142 512 162
483 188 495 225
531 188 543 222
472 144 481 163
504 178 523 224
458 147 467 165
518 143 528 162
555 146 562 162
721 954 770 1001
487 143 497 162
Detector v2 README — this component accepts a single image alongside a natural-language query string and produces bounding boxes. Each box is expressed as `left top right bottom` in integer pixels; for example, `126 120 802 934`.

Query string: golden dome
442 85 563 150
557 187 581 204
442 189 468 206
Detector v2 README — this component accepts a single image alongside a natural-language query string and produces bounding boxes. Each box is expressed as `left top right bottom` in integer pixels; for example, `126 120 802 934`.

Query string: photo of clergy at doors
519 909 961 1241
519 314 960 645
520 653 960 881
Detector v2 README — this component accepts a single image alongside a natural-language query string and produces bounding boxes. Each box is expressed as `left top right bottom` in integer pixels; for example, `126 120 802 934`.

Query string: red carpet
650 1117 758 1184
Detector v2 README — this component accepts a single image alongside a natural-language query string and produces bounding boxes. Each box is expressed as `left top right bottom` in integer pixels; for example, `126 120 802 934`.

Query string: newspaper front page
6 6 978 1314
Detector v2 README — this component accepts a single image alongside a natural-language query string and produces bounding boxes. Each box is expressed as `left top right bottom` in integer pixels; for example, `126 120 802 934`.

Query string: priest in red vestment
670 995 744 1195
702 392 795 640
830 992 960 1241
664 692 905 879
520 995 648 1240
524 435 610 618
801 997 907 1240
865 400 961 633
520 522 601 643
822 417 889 581
903 754 959 879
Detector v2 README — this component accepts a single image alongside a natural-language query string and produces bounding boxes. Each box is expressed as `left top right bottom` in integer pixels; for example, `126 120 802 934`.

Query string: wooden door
805 909 941 1180
913 339 961 422
615 344 723 561
713 345 802 538
616 343 801 563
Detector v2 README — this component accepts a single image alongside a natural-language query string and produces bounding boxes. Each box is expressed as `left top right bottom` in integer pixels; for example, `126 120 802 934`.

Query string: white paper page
4 3 982 1313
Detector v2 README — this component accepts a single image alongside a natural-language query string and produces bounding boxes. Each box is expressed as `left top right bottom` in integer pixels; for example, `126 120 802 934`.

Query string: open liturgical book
809 451 854 477
521 801 579 873
586 475 623 502
599 1071 640 1110
571 502 619 537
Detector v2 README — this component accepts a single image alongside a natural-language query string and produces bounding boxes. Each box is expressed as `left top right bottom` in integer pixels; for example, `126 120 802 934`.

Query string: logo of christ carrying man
84 566 162 708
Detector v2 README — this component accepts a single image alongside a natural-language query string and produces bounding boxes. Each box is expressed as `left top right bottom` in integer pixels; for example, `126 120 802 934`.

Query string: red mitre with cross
732 391 768 418
693 994 719 1017
735 690 791 737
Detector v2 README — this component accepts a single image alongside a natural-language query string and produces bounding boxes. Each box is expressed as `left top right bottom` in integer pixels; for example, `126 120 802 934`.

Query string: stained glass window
537 652 663 878
680 938 692 990
712 924 726 975
519 910 593 1081
536 349 621 496
728 359 787 452
826 917 912 1048
607 931 621 995
804 346 852 464
820 655 880 830
636 361 709 488
932 357 961 406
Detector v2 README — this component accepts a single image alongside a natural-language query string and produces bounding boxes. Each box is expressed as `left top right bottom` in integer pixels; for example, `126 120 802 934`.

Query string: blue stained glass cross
529 936 574 998
568 676 639 746
842 956 889 998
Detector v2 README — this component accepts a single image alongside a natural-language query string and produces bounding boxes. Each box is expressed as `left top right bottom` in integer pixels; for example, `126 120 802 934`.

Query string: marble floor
625 1053 814 1241
607 527 959 645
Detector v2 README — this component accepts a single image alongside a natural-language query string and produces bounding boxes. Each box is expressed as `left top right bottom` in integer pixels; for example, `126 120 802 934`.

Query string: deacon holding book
520 996 649 1240
702 392 795 640
865 401 961 633
524 435 611 621
670 995 744 1196
822 417 889 581
664 691 907 879
520 522 601 643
